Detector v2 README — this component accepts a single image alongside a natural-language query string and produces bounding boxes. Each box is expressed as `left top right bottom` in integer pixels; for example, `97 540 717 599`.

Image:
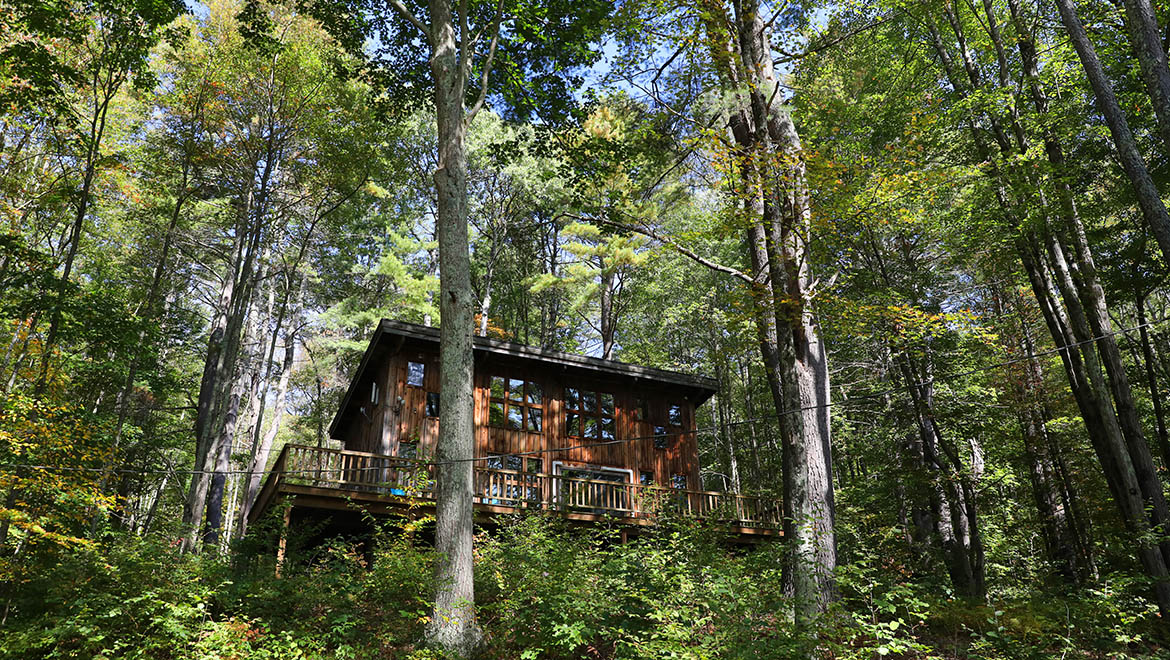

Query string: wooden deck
251 445 783 537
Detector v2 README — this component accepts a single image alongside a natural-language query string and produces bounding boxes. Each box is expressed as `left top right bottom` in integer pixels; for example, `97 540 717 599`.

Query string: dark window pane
507 405 523 429
506 455 523 471
636 399 648 421
601 417 615 441
426 391 440 417
489 401 506 427
600 393 614 416
668 404 682 426
509 378 525 401
581 390 597 413
407 362 425 387
398 442 417 459
566 413 580 437
565 387 579 409
491 376 506 399
583 417 598 439
672 474 687 490
525 458 542 473
640 471 654 485
486 455 503 469
527 407 542 433
527 381 543 405
653 426 667 450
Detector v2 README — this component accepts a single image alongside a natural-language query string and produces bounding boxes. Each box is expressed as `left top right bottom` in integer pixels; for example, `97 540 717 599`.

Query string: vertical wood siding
342 342 703 488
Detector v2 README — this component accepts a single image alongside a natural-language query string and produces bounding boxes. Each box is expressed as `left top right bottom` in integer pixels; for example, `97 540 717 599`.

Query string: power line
2 313 1166 477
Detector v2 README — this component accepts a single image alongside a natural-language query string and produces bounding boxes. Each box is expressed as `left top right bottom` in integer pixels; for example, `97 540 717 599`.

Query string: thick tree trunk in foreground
423 0 481 653
1052 0 1170 264
712 0 837 621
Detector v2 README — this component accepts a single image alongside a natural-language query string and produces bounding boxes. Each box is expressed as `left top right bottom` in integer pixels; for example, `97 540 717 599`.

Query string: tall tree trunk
1136 292 1170 469
599 267 616 360
702 0 838 620
36 66 122 393
1052 0 1170 263
423 0 481 653
899 358 984 598
202 371 243 548
1119 0 1170 150
239 334 296 534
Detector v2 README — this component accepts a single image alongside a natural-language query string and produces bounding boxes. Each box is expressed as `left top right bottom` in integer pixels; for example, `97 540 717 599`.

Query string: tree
291 0 611 652
1051 0 1170 264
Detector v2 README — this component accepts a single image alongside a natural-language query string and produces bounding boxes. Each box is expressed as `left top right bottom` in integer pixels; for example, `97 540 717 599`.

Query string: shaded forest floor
1 514 1165 660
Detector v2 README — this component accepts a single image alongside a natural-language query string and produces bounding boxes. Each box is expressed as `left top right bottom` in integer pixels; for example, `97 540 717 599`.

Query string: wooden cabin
249 319 781 542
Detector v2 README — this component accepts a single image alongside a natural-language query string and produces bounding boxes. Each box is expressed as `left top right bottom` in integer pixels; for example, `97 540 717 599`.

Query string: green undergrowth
1 514 1165 659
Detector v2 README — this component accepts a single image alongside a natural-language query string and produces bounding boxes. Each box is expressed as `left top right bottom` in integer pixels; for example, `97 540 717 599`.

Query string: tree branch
466 0 505 121
389 0 431 44
565 213 754 285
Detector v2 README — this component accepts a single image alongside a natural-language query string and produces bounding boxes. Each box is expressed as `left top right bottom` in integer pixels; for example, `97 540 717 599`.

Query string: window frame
406 361 426 387
563 387 616 442
487 375 544 433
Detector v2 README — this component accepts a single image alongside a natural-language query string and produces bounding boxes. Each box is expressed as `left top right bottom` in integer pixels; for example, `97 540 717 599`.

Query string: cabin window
407 361 425 387
668 404 683 426
653 425 668 449
489 376 543 433
639 470 654 485
635 399 649 421
564 388 616 441
426 391 440 417
398 441 417 460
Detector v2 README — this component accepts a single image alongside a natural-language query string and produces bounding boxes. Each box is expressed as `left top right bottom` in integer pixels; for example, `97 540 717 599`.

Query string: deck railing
253 444 782 530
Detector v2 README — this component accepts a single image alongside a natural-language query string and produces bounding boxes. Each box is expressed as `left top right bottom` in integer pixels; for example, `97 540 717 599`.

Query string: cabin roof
329 319 718 439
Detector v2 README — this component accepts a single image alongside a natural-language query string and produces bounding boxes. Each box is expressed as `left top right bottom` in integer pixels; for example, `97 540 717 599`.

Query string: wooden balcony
251 444 783 538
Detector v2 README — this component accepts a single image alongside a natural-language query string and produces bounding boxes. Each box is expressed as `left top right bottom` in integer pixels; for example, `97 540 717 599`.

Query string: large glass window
407 361 425 387
564 387 615 441
488 376 543 432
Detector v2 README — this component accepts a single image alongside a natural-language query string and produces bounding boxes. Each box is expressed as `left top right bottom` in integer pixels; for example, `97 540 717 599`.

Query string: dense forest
4 0 1170 656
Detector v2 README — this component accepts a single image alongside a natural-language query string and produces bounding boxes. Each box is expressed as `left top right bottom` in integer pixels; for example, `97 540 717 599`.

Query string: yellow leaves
0 393 116 550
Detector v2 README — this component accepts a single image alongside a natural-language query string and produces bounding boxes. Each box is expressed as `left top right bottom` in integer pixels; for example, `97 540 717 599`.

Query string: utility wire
2 313 1167 477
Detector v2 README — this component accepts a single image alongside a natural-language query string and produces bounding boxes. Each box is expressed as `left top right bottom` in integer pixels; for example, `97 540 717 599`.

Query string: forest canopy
3 0 1170 657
